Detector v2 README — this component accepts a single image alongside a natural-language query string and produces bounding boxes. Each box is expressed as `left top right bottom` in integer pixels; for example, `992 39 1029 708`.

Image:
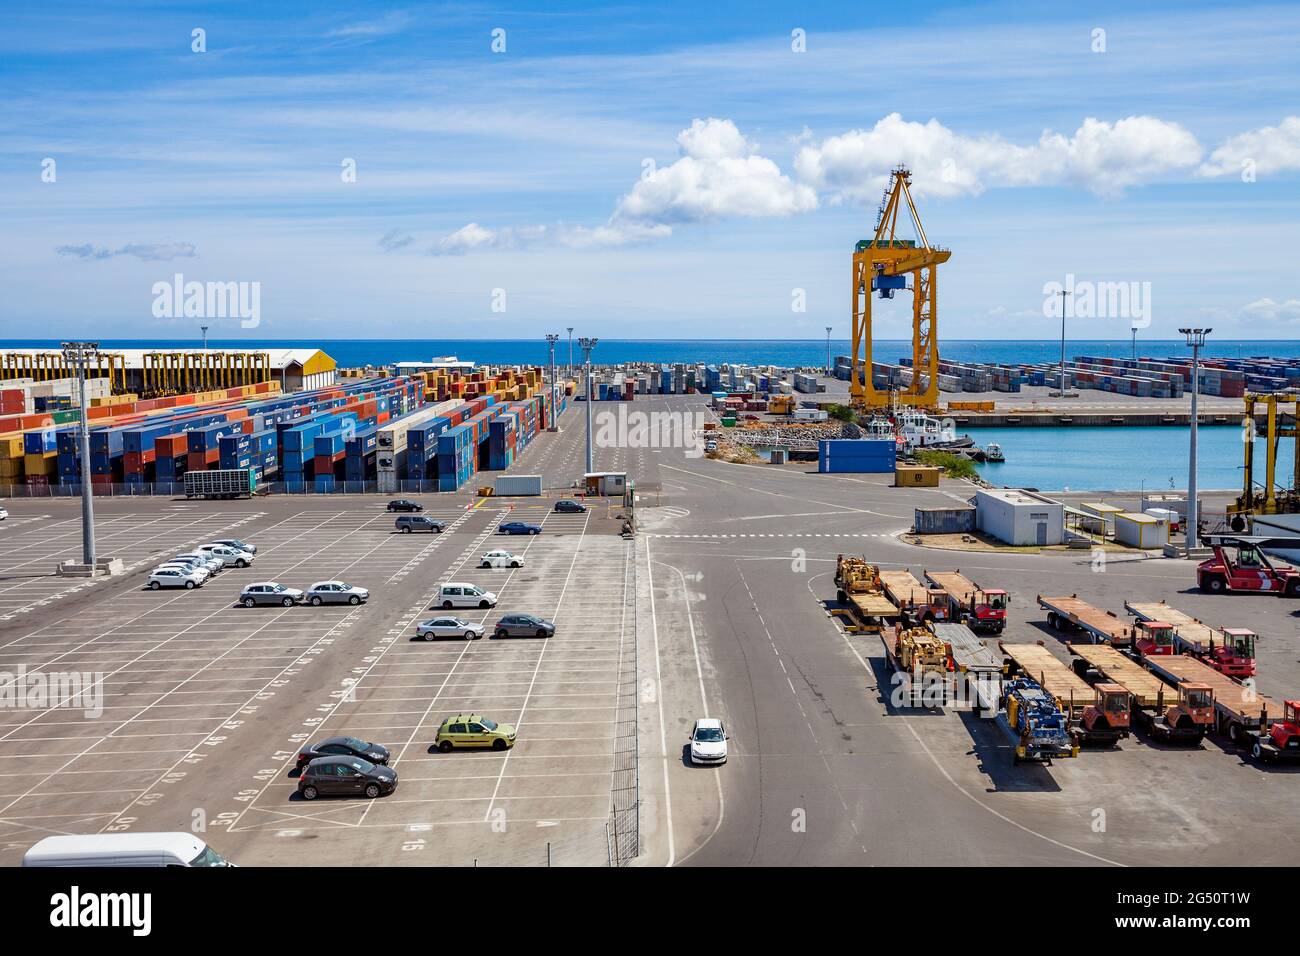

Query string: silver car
175 551 223 574
240 582 304 607
197 544 254 568
415 617 485 641
212 538 256 554
155 560 210 582
306 581 369 606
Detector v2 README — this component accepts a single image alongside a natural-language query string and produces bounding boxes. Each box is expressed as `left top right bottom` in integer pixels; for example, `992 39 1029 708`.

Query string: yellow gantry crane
849 166 951 409
1231 394 1300 524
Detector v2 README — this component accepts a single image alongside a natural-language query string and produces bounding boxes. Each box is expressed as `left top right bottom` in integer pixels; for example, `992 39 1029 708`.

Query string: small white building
1115 512 1170 549
975 488 1064 546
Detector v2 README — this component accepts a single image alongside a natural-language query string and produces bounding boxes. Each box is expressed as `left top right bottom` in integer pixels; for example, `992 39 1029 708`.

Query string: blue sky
2 0 1298 341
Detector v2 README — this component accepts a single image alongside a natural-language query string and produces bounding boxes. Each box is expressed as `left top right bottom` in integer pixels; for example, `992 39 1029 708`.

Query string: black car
395 514 446 533
297 757 397 800
296 736 390 772
494 613 556 639
554 499 587 513
387 499 423 512
498 521 542 535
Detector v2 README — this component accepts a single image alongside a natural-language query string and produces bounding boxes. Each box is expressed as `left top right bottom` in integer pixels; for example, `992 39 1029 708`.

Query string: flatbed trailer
878 571 948 622
1067 642 1205 742
999 642 1095 718
1037 594 1133 647
924 571 1007 632
933 622 1001 714
833 556 900 632
1143 653 1282 742
1124 600 1256 677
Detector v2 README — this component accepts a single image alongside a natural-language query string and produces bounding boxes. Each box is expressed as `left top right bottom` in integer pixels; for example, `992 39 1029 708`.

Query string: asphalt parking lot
0 474 635 866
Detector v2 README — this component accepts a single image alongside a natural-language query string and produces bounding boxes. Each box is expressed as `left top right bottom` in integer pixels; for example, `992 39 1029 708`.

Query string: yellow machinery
891 624 949 675
0 350 125 393
833 554 898 629
849 166 951 410
1230 394 1300 525
767 394 795 415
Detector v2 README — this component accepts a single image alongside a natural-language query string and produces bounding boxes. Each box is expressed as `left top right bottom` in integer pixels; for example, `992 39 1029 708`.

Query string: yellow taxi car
435 714 517 752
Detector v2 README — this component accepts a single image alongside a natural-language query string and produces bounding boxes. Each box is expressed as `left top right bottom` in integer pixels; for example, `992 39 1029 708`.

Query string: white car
175 552 223 574
306 581 369 606
436 583 497 610
149 567 205 590
155 560 211 581
415 617 485 641
689 718 728 766
197 544 254 568
240 583 305 608
211 538 256 554
0 505 8 520
479 550 524 569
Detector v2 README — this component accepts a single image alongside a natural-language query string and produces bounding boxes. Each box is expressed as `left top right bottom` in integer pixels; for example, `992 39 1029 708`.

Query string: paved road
628 397 1300 867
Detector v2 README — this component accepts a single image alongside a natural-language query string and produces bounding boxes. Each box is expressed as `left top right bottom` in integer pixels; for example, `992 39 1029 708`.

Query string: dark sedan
498 521 542 535
387 499 423 512
297 757 397 800
295 736 390 772
493 613 556 639
553 499 587 513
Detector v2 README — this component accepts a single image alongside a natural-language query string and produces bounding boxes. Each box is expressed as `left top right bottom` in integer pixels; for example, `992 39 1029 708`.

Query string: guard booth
584 471 627 496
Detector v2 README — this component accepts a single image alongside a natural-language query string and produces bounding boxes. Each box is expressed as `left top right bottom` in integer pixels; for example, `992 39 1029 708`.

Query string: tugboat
895 409 974 453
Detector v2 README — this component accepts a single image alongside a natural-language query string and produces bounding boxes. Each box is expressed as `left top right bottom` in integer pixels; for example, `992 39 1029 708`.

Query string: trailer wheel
1228 722 1241 743
1047 612 1059 629
1253 740 1264 759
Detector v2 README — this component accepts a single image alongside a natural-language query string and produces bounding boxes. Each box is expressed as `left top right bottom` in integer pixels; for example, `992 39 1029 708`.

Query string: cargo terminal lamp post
61 341 100 573
580 336 598 474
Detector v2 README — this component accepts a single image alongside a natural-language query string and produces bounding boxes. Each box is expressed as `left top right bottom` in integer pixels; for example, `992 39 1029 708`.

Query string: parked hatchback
297 757 397 800
689 718 728 766
295 736 390 772
553 499 586 513
240 582 305 607
155 561 210 582
416 617 484 641
437 583 497 609
479 550 524 569
387 499 423 512
395 514 445 534
498 521 542 535
175 551 223 574
434 714 516 752
494 613 556 639
149 567 205 590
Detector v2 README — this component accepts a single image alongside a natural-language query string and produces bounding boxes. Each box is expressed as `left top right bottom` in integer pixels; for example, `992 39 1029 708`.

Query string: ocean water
969 425 1292 493
4 338 1300 369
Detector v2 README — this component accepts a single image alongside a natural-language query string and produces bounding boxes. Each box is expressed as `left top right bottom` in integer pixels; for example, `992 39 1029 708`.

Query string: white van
23 832 234 867
438 582 498 609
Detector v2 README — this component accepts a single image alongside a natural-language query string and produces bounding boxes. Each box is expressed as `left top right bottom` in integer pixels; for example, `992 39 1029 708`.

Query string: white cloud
1240 297 1300 324
1200 116 1300 177
614 117 818 223
427 219 670 255
794 113 1203 201
430 222 542 255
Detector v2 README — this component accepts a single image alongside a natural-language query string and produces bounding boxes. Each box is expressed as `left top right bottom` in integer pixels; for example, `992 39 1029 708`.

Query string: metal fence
606 535 640 866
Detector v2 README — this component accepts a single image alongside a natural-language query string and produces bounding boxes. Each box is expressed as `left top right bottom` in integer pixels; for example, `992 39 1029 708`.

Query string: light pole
579 337 598 475
825 326 832 376
567 327 574 379
1130 325 1137 363
61 341 100 567
201 325 209 350
1056 289 1070 397
545 334 559 431
1181 327 1210 555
